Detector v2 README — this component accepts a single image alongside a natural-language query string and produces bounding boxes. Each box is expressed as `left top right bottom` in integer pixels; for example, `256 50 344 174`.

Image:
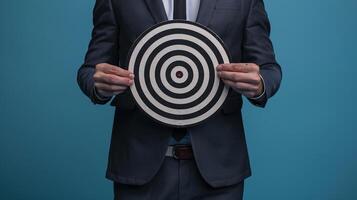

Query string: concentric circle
127 20 230 127
170 66 188 84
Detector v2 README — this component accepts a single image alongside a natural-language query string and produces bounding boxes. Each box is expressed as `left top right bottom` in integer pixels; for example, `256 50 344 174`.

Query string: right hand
93 63 134 97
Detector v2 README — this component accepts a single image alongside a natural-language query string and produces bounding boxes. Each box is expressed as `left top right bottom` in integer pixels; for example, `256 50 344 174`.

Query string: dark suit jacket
77 0 282 188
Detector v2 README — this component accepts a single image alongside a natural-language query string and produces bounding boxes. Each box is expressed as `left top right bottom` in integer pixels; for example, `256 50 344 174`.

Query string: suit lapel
196 0 218 26
144 0 168 23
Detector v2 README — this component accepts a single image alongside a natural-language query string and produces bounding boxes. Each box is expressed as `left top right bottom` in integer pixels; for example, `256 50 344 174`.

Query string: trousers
113 157 244 200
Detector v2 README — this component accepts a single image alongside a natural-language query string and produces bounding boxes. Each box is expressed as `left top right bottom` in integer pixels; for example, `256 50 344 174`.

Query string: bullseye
127 20 230 127
171 66 188 84
176 71 183 78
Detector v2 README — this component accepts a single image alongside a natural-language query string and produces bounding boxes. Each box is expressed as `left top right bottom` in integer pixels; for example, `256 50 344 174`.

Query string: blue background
0 0 356 199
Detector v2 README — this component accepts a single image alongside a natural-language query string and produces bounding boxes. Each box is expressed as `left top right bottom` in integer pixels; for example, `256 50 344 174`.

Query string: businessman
77 0 282 199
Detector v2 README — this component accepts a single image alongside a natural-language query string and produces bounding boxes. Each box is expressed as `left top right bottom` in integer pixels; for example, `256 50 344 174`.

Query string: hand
93 63 134 97
217 63 263 98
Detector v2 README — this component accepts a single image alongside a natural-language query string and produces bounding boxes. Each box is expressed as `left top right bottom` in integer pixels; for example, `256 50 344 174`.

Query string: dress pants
113 157 244 200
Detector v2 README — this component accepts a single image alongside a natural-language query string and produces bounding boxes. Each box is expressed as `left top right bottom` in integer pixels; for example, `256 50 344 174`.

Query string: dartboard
128 20 230 127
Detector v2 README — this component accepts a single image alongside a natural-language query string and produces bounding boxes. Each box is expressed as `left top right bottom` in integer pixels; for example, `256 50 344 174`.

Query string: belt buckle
171 144 190 160
172 145 179 159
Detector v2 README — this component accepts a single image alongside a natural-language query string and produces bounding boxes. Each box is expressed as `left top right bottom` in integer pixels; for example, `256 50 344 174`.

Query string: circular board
127 20 230 128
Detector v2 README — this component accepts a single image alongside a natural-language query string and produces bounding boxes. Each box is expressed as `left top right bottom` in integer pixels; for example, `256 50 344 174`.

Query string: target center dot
176 71 183 78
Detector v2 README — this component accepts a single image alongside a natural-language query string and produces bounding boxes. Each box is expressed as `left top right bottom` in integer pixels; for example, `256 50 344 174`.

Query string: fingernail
129 74 135 79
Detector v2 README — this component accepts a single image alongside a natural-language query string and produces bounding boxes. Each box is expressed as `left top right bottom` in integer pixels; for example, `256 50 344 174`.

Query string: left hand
217 63 263 98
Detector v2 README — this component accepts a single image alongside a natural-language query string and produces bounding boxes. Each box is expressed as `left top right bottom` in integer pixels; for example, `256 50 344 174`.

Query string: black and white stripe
128 20 230 127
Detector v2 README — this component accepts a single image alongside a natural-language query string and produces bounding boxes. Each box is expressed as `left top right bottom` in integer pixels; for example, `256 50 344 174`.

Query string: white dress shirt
162 0 201 21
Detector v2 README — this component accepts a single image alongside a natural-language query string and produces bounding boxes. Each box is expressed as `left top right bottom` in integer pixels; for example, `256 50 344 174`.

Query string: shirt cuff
249 74 266 100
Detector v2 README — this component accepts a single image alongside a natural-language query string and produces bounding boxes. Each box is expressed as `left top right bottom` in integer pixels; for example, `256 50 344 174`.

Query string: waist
165 144 193 160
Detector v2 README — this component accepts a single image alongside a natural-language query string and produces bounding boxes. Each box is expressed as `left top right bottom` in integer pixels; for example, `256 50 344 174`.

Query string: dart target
128 20 230 127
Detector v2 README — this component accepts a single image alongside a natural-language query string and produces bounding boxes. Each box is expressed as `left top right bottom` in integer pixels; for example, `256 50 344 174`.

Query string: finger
222 79 258 92
96 89 114 97
97 89 126 96
96 63 134 78
218 71 260 84
221 80 256 97
94 71 133 86
234 81 259 92
94 72 134 86
95 82 129 92
217 63 259 73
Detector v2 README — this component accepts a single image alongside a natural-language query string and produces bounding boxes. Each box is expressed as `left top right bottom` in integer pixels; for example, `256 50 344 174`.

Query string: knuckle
234 65 240 71
244 63 252 71
221 64 228 71
115 66 124 74
101 85 108 90
104 76 111 83
256 76 261 83
93 73 102 81
96 63 106 69
115 77 124 85
126 79 132 86
253 75 260 83
252 63 259 71
111 66 117 72
233 73 239 80
252 85 259 91
245 64 252 71
109 75 117 83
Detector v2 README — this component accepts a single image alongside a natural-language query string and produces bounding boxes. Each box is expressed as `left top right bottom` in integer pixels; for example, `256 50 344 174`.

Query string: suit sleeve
242 0 282 107
77 0 119 104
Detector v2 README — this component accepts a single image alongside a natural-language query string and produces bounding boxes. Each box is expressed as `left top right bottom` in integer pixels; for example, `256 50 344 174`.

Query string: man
77 0 281 199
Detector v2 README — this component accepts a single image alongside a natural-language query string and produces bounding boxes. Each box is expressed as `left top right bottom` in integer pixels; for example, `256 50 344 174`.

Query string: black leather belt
165 145 193 160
